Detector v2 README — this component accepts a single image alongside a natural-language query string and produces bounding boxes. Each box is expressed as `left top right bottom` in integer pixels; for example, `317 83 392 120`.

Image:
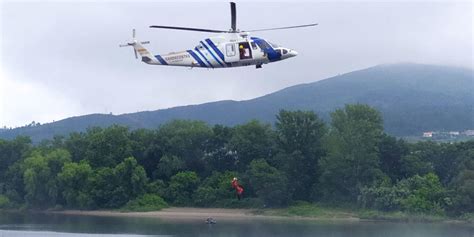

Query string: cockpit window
282 49 288 54
269 42 280 48
254 39 272 50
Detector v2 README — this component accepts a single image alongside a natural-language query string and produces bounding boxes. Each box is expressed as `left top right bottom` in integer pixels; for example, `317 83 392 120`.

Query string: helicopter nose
289 50 298 57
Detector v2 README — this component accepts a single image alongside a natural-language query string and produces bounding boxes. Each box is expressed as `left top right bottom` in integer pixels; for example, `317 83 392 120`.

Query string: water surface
0 212 472 237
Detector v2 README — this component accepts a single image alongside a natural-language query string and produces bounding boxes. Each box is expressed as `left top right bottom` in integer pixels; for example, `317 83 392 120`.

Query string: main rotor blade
230 2 237 32
134 49 138 59
246 23 318 32
149 25 227 33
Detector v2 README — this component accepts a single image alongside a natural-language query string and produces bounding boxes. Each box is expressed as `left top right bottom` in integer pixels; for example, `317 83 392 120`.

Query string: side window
251 42 258 50
226 44 236 57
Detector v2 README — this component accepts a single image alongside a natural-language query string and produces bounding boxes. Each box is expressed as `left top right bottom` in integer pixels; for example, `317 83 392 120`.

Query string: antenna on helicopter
149 2 317 34
119 29 150 59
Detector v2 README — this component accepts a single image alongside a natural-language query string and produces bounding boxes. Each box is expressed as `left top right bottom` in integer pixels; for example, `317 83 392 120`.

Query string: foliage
359 173 447 214
156 120 212 175
229 120 275 171
155 155 185 180
58 161 93 209
319 104 384 202
450 153 474 214
378 135 409 181
122 194 168 212
202 125 237 173
193 171 237 207
166 171 200 205
90 157 147 208
275 110 326 201
0 195 10 208
0 104 472 217
247 159 289 207
22 149 71 207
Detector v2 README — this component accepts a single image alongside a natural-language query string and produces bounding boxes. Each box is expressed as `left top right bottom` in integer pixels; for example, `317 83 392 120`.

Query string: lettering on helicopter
165 54 190 62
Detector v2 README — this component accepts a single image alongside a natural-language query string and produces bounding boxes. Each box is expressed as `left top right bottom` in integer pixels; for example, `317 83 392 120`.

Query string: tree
84 125 132 168
154 155 185 180
230 120 275 172
275 110 326 201
22 149 71 207
90 157 147 208
400 153 433 178
378 134 409 182
166 171 200 205
58 161 93 209
90 167 117 208
114 157 148 204
64 132 89 162
203 125 237 173
319 104 384 202
193 171 238 206
0 136 31 181
156 120 212 174
397 173 446 214
359 173 447 214
247 159 289 207
450 149 474 214
129 129 160 178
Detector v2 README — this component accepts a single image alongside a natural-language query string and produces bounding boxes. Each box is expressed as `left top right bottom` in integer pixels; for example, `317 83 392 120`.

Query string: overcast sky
0 0 472 128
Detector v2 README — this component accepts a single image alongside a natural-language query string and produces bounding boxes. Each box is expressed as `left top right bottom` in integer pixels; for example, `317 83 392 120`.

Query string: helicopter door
238 42 252 60
224 43 239 63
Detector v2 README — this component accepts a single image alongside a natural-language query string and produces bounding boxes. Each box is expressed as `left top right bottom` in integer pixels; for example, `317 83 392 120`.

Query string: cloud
0 69 82 127
0 1 472 128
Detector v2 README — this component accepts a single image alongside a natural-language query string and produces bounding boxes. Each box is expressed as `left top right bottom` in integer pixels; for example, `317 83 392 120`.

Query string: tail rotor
119 29 150 59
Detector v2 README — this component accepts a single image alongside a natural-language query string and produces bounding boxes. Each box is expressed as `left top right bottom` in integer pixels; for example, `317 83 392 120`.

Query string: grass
258 202 459 223
260 202 356 219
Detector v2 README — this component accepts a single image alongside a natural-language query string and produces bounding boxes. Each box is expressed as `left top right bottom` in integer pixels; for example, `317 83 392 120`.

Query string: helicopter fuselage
138 34 298 69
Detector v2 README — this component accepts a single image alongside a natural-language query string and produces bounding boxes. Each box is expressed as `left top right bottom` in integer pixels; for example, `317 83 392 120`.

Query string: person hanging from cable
231 177 244 200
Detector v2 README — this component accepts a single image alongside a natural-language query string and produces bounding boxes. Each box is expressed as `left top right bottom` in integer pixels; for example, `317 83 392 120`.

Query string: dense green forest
0 104 473 218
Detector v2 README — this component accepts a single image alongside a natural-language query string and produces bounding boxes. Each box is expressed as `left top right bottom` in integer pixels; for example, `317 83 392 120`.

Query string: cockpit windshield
254 40 272 50
268 42 280 48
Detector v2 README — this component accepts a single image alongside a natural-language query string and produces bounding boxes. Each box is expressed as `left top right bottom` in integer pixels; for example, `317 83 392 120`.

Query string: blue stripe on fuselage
195 47 213 68
187 50 207 67
154 55 168 65
200 41 225 67
205 39 231 67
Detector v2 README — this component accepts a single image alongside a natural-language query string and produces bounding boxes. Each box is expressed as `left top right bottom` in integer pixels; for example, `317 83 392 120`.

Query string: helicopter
120 2 317 69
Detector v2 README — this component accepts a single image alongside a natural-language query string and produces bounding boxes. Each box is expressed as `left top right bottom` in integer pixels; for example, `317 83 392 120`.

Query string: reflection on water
0 230 164 237
0 212 472 237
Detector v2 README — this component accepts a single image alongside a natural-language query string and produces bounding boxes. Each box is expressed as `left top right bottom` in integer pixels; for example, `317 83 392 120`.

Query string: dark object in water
206 217 217 224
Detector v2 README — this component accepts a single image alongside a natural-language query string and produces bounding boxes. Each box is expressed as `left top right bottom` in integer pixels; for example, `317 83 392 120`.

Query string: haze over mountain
1 63 473 142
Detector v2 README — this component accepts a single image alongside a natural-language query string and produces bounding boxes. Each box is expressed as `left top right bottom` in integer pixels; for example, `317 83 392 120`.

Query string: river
0 212 472 237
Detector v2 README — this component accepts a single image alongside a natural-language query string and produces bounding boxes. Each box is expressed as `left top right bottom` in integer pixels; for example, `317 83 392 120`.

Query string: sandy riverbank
49 207 360 222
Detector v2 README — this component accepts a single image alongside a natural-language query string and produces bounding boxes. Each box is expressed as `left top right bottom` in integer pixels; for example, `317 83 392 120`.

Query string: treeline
0 104 472 216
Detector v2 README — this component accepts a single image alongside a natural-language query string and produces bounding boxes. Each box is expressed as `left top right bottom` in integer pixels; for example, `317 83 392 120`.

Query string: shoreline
44 207 360 222
3 207 471 225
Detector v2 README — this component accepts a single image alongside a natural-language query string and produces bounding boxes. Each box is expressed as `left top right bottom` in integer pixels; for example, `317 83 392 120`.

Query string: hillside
1 63 473 142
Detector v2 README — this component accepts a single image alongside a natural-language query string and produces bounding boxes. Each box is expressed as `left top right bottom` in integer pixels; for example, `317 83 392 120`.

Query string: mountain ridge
1 63 473 142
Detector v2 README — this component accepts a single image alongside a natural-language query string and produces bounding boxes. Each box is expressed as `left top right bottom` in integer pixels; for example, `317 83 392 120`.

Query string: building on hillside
423 132 433 138
449 131 460 136
463 130 474 136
